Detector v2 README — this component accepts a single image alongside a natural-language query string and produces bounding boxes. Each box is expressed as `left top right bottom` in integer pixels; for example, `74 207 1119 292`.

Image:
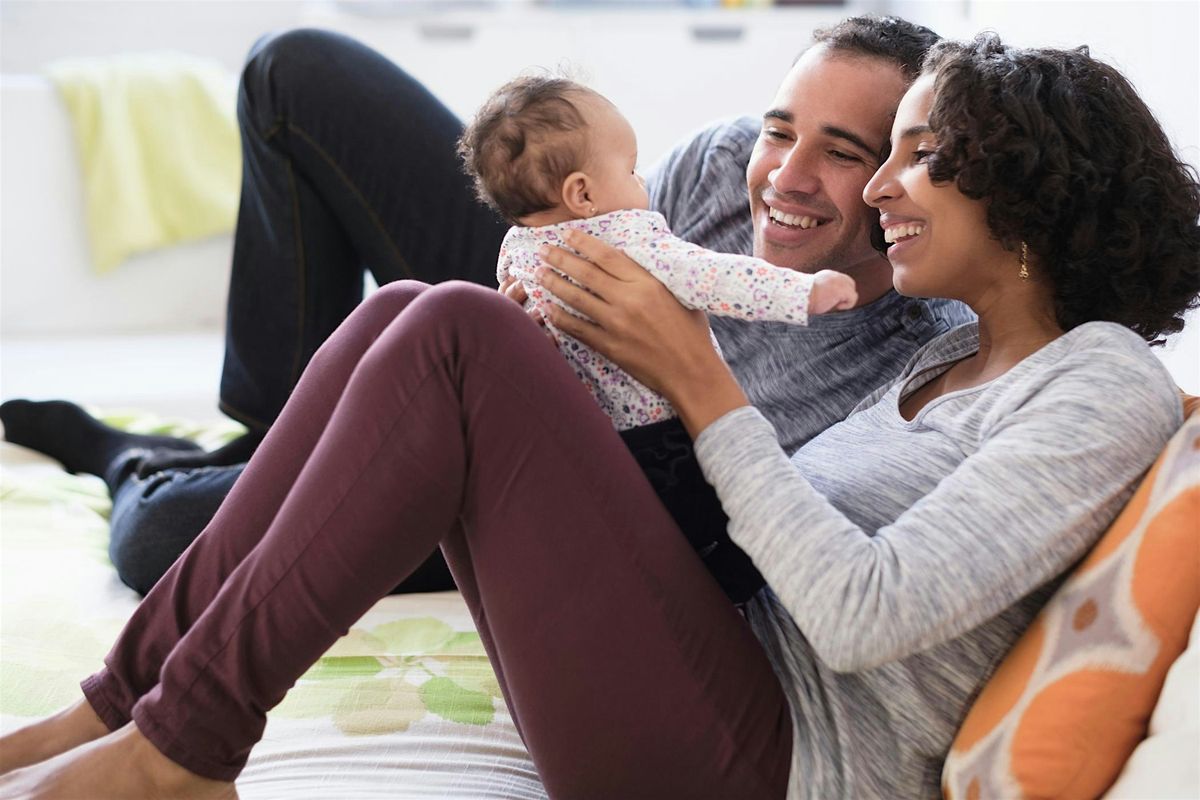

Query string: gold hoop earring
1018 241 1030 281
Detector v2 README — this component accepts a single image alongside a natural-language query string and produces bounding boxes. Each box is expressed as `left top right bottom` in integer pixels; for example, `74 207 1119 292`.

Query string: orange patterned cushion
943 398 1200 800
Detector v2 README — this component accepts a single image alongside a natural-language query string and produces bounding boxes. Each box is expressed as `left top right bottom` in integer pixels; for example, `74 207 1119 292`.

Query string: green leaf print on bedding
97 410 246 452
0 611 123 716
419 677 495 726
272 617 501 735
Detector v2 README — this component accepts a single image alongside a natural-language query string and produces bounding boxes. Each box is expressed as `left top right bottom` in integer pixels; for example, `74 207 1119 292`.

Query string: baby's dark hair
458 75 599 223
918 33 1200 343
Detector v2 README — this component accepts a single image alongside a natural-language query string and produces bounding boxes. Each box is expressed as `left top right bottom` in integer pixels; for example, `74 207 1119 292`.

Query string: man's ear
560 172 595 219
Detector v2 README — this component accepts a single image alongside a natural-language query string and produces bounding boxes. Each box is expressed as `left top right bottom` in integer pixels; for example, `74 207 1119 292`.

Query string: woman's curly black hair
919 33 1200 344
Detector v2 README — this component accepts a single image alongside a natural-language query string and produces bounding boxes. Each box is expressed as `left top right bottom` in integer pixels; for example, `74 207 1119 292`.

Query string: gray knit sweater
694 321 1182 798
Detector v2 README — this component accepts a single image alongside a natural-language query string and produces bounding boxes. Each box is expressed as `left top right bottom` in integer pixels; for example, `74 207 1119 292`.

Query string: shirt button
906 304 923 321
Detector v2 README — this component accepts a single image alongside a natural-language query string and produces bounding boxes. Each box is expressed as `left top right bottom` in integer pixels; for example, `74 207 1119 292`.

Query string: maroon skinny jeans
79 281 792 798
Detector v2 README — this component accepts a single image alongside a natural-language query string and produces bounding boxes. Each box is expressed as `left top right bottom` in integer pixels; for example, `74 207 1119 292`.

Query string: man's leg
69 283 789 797
127 28 507 581
220 28 509 435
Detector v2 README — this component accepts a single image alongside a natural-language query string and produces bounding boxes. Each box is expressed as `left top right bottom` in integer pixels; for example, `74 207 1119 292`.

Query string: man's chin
754 238 826 275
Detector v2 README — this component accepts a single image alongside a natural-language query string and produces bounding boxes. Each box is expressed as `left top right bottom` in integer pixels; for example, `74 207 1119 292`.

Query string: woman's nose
863 161 898 209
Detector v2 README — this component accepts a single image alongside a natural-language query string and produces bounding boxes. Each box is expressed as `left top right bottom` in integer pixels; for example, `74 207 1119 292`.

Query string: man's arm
646 116 759 255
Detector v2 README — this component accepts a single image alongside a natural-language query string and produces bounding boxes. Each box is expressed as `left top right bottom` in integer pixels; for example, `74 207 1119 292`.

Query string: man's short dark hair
807 15 941 79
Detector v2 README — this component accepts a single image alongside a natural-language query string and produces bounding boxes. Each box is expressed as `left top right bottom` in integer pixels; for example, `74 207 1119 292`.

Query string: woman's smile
880 215 927 263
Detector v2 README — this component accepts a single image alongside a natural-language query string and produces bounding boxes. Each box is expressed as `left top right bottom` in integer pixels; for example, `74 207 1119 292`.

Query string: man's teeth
768 207 821 229
883 223 926 244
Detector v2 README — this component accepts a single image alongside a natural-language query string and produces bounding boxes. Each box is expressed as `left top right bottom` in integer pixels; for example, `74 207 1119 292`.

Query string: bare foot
0 722 238 799
0 697 110 775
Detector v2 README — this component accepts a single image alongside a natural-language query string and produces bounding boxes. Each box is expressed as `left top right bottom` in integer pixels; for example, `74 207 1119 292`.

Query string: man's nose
770 146 821 196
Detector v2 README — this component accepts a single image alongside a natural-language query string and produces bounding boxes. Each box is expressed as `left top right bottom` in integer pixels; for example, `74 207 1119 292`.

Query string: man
1 15 970 596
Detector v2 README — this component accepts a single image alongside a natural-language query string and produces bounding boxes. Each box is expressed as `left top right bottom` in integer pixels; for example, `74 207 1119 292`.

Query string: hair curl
920 33 1200 344
457 75 596 223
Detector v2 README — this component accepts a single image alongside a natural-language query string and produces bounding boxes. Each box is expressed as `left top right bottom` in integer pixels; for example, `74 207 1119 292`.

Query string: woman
3 34 1198 800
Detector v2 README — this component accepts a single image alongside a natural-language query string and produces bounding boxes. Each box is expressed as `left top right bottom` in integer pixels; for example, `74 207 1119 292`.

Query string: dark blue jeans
111 29 505 596
221 28 509 431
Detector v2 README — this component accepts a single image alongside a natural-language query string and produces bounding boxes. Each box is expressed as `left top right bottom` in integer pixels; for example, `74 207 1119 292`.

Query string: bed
0 411 548 799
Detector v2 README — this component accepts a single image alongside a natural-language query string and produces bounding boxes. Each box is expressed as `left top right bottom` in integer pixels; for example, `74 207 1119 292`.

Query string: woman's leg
49 282 790 797
79 280 438 732
220 28 509 433
0 281 450 777
106 461 452 597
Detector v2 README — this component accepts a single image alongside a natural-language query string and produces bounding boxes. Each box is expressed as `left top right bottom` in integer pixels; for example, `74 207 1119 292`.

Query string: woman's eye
913 149 934 163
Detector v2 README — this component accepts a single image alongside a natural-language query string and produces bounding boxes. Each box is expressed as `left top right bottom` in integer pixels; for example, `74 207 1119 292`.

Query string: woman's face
863 74 1009 300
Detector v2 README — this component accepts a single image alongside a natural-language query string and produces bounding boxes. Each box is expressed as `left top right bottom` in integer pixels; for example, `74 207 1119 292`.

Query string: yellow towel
47 53 241 274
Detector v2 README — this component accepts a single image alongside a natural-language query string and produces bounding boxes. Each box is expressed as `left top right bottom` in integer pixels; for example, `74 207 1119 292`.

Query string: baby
459 75 856 431
457 76 857 603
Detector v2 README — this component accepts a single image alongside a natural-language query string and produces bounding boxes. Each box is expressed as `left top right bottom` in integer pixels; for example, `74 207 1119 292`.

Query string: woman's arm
694 347 1181 672
535 229 750 438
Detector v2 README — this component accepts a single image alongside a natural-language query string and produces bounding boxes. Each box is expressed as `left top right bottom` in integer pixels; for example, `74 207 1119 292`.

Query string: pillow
942 400 1200 800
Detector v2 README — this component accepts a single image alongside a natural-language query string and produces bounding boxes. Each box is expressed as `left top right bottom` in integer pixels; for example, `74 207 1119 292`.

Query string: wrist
663 354 749 439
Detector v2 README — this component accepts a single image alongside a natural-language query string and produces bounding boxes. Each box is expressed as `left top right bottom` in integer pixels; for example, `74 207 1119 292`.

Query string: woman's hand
534 229 750 438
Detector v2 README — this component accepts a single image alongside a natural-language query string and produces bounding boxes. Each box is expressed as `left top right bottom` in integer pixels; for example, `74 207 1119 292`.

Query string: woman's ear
560 171 596 219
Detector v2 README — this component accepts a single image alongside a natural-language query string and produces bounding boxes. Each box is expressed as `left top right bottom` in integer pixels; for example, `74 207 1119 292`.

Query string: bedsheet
0 411 547 799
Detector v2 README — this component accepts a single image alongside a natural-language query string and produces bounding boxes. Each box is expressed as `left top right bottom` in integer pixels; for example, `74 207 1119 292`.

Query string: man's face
747 46 910 276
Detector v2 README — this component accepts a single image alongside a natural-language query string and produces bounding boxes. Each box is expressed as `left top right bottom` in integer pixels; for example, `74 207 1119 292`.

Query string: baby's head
458 76 648 226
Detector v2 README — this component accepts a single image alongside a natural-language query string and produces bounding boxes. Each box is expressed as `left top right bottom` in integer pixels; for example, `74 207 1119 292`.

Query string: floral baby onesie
499 208 816 430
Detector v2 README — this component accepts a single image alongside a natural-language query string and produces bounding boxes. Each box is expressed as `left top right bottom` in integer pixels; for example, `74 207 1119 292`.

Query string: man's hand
534 229 749 438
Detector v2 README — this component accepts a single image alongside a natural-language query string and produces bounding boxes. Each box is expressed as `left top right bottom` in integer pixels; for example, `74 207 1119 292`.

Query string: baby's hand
498 274 553 333
807 269 858 315
498 273 525 302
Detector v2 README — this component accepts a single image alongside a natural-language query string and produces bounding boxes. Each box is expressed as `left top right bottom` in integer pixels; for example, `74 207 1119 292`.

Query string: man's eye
763 128 790 141
830 150 861 162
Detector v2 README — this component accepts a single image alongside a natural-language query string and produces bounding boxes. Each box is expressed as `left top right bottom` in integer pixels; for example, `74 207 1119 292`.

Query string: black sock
0 399 203 478
132 430 265 478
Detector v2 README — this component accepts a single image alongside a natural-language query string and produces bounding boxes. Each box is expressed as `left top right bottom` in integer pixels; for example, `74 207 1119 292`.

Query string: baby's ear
560 171 594 219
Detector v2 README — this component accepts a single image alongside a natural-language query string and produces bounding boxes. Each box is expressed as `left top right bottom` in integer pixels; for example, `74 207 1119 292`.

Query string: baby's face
579 95 649 215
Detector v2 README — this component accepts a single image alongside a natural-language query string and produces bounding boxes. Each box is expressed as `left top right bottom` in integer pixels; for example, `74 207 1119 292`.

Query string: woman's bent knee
365 280 430 313
420 280 525 327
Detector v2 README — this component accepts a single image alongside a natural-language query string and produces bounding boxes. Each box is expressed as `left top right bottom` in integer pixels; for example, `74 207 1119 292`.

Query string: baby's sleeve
496 241 511 288
625 233 815 325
